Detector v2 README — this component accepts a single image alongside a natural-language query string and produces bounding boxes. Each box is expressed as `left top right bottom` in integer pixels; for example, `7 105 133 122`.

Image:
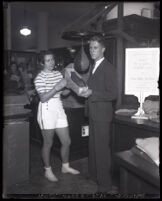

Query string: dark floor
3 140 119 199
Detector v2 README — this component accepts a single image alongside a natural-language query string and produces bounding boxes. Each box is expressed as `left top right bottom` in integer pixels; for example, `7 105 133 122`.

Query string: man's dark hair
89 35 106 48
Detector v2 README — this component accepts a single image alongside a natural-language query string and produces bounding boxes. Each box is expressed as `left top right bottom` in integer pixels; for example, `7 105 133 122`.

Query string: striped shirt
34 70 63 98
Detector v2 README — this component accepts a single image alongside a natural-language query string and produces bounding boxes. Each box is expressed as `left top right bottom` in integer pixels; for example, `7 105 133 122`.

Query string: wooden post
3 2 12 50
116 2 124 107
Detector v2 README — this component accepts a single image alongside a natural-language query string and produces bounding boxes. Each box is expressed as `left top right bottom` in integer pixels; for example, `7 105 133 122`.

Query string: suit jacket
86 58 118 122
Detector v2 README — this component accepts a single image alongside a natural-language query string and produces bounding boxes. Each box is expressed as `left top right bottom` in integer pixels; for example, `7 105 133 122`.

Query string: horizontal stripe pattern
34 70 63 98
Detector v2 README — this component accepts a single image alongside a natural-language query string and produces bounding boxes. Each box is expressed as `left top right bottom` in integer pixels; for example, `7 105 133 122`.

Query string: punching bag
74 43 90 73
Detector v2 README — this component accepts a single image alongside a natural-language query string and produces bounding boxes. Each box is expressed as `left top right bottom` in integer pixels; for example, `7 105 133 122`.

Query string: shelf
102 14 160 41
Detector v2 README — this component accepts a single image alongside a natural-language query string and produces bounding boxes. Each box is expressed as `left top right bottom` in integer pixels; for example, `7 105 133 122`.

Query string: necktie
92 62 97 74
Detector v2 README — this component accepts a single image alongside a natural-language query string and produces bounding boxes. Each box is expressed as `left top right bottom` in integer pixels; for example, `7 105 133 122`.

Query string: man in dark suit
80 35 118 193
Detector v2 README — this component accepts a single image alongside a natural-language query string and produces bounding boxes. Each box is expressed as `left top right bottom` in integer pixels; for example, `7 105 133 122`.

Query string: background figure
34 50 80 182
18 62 34 90
80 35 118 193
18 62 35 102
7 62 24 93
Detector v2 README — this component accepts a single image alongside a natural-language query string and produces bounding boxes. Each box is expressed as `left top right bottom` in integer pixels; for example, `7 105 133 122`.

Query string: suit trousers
88 118 112 191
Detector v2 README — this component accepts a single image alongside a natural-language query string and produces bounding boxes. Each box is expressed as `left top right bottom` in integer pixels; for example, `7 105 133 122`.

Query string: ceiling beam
82 3 117 27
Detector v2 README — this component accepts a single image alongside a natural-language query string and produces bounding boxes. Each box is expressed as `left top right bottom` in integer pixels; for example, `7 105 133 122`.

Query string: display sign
125 48 159 96
124 48 160 119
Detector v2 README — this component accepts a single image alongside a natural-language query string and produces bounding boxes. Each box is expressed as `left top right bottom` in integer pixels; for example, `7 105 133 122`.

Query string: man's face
89 41 105 62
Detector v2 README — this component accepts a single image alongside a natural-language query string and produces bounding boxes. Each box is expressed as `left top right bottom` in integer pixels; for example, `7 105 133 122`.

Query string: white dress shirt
92 57 105 74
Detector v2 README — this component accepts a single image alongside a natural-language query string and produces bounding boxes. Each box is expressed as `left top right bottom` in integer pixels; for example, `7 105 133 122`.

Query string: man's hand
78 86 88 95
79 88 92 98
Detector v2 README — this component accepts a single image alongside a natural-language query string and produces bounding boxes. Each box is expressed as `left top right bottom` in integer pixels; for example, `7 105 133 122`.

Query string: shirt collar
95 57 104 65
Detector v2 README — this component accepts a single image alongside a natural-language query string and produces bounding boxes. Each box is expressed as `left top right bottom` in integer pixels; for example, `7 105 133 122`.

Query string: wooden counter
112 115 159 153
111 115 160 179
114 150 160 194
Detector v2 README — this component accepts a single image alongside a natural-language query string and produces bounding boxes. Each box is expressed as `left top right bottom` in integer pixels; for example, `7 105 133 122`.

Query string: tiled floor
3 140 119 198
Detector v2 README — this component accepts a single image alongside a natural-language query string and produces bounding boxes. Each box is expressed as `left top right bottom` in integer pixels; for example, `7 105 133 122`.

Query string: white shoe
44 169 58 182
61 166 80 175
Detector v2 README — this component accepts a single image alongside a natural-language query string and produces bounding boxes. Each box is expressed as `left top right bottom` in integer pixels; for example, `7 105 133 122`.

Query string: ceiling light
67 47 76 53
20 26 31 36
20 6 31 36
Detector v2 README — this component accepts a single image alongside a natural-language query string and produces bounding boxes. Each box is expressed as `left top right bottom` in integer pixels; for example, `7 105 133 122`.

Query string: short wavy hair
89 35 106 48
38 50 56 64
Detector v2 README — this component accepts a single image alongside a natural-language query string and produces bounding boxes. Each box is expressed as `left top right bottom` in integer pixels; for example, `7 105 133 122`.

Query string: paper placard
125 48 159 95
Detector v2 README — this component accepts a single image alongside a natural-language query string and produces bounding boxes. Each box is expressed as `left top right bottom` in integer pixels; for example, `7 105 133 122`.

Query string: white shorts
37 98 68 130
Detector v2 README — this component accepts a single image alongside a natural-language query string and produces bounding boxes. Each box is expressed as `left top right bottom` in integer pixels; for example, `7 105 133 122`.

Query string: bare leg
55 127 71 163
41 129 58 181
41 129 55 167
55 126 80 174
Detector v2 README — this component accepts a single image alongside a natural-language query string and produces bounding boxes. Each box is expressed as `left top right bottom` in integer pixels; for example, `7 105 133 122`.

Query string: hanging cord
23 5 26 25
81 38 83 48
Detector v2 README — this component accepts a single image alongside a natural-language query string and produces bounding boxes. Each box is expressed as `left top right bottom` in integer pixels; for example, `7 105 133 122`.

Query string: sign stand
131 92 148 119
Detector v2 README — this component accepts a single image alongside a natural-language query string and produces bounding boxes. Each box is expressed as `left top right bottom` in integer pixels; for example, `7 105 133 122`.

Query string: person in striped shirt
34 50 80 182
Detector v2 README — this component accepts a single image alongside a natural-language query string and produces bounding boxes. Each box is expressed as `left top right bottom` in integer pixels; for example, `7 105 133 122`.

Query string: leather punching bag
74 44 89 73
